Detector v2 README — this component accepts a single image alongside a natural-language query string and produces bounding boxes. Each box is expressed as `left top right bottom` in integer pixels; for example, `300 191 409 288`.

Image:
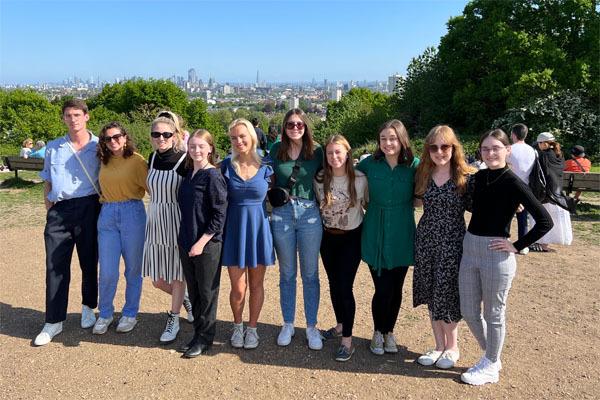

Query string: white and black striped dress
142 151 186 283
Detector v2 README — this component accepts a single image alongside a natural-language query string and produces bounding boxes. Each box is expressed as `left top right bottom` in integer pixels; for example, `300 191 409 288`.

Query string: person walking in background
142 116 194 344
251 117 267 154
269 108 324 351
314 134 368 362
413 125 474 370
507 123 536 255
221 119 275 350
459 129 552 386
92 122 148 335
34 99 101 346
564 145 591 202
356 119 419 357
177 130 227 358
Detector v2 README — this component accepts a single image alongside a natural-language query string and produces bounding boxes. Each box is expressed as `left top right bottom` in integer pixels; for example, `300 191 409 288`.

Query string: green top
357 154 419 272
270 142 324 201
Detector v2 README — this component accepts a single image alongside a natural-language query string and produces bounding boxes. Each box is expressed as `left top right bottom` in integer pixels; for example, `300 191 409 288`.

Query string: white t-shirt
508 142 536 184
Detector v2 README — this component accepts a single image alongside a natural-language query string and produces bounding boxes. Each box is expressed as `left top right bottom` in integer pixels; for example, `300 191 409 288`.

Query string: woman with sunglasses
270 108 324 351
142 116 193 344
92 122 148 335
356 119 418 356
413 125 474 369
157 110 190 150
459 129 552 385
314 134 368 362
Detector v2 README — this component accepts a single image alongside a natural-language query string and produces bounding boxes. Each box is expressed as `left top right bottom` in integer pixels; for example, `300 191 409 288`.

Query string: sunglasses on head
151 131 174 139
286 121 305 130
102 133 125 142
428 144 452 153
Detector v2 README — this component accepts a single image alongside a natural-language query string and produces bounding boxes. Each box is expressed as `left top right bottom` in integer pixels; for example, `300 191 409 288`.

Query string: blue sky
0 0 469 84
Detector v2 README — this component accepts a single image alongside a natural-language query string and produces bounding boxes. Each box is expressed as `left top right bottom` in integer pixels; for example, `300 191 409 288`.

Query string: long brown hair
415 125 474 196
316 134 358 209
276 108 316 161
543 141 563 157
373 119 414 166
185 129 216 169
97 121 136 165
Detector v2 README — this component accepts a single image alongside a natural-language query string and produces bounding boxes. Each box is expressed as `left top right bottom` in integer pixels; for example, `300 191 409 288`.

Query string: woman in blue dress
221 118 275 350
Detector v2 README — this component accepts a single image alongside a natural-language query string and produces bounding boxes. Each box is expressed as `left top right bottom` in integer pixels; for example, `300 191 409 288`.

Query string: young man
507 123 536 255
34 99 101 346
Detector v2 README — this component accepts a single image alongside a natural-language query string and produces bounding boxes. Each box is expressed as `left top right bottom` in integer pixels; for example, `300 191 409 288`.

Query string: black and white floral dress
413 177 472 323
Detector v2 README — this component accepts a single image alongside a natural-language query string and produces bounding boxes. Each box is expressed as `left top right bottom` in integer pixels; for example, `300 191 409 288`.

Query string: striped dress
142 151 186 283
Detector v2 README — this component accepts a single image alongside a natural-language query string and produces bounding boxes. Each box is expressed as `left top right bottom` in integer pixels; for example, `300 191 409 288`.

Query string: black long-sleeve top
149 147 188 177
538 148 565 196
468 167 553 251
178 167 228 253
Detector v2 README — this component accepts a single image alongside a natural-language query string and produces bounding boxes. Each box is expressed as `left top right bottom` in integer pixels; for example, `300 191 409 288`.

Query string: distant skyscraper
330 88 342 101
288 97 299 109
256 70 260 86
388 73 403 94
324 78 328 89
223 84 233 95
188 68 198 85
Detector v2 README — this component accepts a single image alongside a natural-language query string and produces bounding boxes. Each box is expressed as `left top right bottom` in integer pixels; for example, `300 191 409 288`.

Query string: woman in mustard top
356 119 419 356
92 121 148 335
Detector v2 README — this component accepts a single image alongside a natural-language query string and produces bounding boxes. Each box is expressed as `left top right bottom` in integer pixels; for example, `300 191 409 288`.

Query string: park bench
3 156 44 179
563 171 600 195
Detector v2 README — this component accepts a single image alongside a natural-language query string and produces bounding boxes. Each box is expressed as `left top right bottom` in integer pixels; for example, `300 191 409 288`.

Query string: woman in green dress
356 119 419 356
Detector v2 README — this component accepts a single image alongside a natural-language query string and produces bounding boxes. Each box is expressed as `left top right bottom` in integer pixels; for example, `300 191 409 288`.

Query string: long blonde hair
228 118 262 175
150 117 185 152
316 134 357 209
415 125 474 197
185 129 216 169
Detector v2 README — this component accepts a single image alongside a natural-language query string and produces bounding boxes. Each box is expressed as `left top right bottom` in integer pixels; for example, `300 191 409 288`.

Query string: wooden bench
3 156 44 179
563 171 600 195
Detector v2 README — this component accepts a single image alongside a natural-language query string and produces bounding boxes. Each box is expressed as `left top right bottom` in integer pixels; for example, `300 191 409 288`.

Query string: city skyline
0 0 470 84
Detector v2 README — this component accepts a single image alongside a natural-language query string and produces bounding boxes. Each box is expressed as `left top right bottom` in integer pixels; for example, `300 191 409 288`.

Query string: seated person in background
564 145 591 202
20 138 33 158
29 141 47 159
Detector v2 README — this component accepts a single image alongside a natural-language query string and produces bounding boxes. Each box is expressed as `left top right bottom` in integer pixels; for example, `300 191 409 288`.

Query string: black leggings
320 225 362 337
369 265 409 334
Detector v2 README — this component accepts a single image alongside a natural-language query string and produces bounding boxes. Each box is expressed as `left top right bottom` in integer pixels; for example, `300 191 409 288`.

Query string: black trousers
44 195 100 323
320 225 362 337
369 265 409 334
180 241 222 345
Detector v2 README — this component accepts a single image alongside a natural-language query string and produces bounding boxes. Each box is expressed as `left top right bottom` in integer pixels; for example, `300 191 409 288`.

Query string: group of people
20 138 46 158
34 98 569 386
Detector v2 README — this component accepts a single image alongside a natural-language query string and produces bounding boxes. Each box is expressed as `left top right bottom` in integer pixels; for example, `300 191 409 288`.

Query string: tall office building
188 68 198 85
288 97 299 109
330 87 342 101
388 73 403 94
256 70 260 87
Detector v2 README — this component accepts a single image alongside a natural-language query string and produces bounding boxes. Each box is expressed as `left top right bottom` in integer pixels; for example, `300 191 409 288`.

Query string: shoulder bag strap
65 140 101 196
285 158 302 191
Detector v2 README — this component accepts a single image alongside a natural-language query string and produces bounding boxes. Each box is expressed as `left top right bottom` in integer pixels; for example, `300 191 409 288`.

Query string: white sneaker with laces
182 295 194 323
277 323 295 346
92 316 114 335
81 305 96 329
370 331 385 355
417 349 443 366
519 247 530 255
34 322 63 346
230 323 244 348
306 326 323 350
461 356 500 385
435 350 460 369
384 332 398 353
116 316 137 333
159 311 180 343
244 327 259 349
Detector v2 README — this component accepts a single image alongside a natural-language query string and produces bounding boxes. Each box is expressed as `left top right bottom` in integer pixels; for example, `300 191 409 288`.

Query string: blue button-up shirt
39 133 100 202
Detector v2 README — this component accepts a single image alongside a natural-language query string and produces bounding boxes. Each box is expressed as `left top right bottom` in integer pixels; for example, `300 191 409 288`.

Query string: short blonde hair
150 116 185 152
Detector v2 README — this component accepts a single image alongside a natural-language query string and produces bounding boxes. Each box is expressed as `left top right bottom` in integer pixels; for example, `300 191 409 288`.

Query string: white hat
536 132 555 143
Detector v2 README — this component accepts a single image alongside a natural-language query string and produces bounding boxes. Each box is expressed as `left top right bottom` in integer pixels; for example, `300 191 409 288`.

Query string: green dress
357 155 419 273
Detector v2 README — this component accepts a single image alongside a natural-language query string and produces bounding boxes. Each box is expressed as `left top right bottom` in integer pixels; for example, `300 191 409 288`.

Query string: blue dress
221 158 276 268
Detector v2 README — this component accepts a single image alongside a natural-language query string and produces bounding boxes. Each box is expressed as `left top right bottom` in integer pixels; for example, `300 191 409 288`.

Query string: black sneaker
320 327 341 341
335 345 355 362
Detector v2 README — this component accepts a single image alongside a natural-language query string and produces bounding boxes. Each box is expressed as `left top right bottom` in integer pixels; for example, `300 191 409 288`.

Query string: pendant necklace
486 167 509 186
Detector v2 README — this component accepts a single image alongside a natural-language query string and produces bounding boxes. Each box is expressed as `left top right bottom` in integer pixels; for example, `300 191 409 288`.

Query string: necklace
486 167 509 186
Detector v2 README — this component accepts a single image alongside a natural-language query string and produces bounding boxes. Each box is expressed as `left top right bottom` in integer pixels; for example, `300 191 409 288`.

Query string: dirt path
1 201 598 399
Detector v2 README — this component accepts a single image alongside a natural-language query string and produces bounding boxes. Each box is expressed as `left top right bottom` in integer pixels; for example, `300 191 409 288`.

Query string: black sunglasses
151 131 174 139
102 133 125 142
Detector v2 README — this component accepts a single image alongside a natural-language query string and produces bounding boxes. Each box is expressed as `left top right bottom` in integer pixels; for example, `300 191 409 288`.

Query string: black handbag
267 159 301 207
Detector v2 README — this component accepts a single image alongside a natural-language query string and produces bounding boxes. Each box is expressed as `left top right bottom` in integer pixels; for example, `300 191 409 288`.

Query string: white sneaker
182 295 194 323
244 327 259 349
461 356 500 385
417 349 443 366
435 350 460 369
159 311 180 343
116 316 137 333
34 322 63 346
92 316 113 335
384 332 398 353
277 323 295 346
306 326 323 350
519 247 530 255
370 331 385 355
81 305 96 329
230 323 244 348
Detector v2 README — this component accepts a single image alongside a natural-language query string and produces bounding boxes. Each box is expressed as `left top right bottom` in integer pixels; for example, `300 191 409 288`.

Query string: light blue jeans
271 198 322 326
98 200 146 319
